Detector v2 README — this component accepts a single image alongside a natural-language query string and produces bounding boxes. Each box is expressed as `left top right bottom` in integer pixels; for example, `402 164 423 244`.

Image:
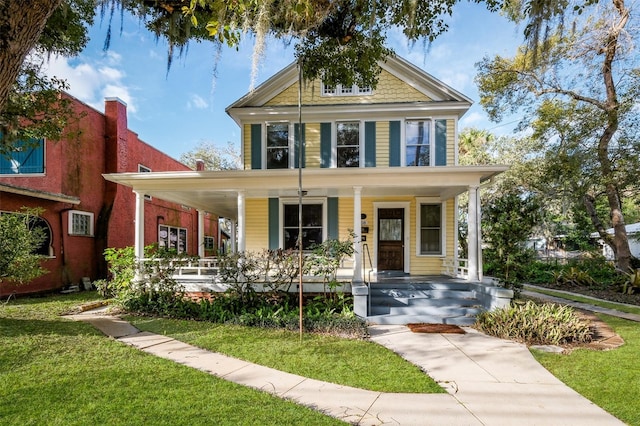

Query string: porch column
467 185 479 281
197 210 205 258
133 190 145 267
237 191 245 252
230 221 237 253
476 188 483 282
353 186 363 283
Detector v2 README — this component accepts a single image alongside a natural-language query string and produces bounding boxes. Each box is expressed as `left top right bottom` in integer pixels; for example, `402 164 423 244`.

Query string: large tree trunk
593 0 632 271
0 0 62 116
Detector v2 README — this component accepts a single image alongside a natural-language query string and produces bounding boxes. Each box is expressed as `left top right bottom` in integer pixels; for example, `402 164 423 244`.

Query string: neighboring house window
336 122 360 167
282 202 324 250
405 119 431 166
0 211 53 256
266 122 290 169
0 138 45 175
418 202 443 255
204 236 215 250
68 210 94 237
138 164 152 200
321 82 372 96
158 224 187 253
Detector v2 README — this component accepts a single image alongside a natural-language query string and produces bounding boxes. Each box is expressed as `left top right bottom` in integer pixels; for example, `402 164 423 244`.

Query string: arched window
29 216 53 257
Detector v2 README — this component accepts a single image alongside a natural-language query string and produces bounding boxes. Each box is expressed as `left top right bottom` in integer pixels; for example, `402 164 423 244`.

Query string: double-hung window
69 210 94 237
158 225 187 253
282 201 324 250
417 202 443 255
266 123 290 169
336 122 360 167
405 119 431 167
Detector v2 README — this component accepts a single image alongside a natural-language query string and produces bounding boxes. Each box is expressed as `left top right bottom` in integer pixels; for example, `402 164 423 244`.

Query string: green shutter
320 122 331 168
327 198 338 240
251 124 262 170
364 121 376 167
435 119 447 166
389 121 401 167
294 123 306 168
268 198 279 249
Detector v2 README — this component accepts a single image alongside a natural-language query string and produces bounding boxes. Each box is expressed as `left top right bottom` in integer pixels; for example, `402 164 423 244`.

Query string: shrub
474 300 593 346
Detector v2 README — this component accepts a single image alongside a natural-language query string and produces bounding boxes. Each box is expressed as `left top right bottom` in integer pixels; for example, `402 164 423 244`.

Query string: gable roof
226 55 472 124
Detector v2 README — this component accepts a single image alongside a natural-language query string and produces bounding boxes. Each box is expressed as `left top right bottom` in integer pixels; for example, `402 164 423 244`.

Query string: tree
0 209 47 287
1 1 504 128
482 191 542 291
476 0 640 271
0 0 95 154
179 140 240 170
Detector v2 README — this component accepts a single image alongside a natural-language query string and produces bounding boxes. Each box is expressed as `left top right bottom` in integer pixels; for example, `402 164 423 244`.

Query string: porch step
366 280 484 326
367 313 478 326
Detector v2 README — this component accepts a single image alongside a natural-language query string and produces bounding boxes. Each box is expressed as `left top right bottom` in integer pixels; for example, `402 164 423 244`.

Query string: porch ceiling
103 165 508 219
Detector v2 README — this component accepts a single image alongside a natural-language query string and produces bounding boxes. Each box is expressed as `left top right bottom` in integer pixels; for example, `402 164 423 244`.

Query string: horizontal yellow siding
446 119 456 166
243 196 456 276
265 69 430 107
376 121 390 168
305 123 321 168
245 199 268 252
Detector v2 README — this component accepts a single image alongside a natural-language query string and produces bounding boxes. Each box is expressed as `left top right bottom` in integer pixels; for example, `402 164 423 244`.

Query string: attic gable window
321 82 372 97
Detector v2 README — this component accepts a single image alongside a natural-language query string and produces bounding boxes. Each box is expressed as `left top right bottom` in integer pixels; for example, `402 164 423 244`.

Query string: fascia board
229 101 471 123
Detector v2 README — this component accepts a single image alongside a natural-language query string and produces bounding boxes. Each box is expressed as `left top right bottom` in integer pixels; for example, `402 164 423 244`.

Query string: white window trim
68 210 94 237
278 197 327 249
158 224 188 253
321 82 373 97
333 120 364 168
263 121 294 169
402 118 435 167
415 197 446 257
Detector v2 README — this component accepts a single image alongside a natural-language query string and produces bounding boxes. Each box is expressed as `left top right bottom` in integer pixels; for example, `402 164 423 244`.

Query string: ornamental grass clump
475 300 593 346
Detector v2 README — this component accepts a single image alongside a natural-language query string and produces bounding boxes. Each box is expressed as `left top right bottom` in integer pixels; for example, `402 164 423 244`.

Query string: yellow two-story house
105 55 510 322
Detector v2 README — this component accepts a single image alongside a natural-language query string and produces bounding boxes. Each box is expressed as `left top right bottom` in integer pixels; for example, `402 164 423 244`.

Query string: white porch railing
442 257 469 279
139 257 221 276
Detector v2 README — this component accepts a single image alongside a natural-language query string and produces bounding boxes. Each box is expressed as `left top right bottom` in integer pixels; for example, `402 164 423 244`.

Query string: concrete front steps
366 281 484 326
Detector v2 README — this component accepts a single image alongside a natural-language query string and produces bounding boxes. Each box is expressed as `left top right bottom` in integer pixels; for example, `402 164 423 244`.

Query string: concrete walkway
66 306 625 425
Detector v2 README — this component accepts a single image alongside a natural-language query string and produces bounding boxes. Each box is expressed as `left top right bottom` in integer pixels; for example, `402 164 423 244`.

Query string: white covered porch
103 165 507 284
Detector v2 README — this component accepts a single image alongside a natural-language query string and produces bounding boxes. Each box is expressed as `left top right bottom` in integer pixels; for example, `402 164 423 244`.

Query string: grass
0 293 344 425
128 316 444 393
524 285 640 316
532 314 640 425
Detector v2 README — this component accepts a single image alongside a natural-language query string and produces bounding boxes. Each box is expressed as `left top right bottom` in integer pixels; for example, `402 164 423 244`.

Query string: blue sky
43 2 523 162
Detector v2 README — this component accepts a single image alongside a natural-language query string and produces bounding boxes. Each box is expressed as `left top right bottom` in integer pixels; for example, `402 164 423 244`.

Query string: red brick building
0 95 220 296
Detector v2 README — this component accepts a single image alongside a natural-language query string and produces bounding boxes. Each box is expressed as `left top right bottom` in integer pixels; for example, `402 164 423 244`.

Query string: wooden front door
377 208 404 271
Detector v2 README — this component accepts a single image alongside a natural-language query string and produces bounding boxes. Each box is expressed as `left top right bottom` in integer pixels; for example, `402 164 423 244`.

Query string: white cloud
42 53 136 113
187 94 209 110
459 111 485 128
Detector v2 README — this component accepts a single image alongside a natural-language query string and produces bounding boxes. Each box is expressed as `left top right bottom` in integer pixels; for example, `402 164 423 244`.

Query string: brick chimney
195 159 205 171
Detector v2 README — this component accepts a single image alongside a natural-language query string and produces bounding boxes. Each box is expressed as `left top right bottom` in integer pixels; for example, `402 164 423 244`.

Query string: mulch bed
407 323 466 334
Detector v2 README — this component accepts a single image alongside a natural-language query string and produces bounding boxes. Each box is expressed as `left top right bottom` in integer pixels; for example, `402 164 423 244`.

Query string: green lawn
532 314 640 426
524 285 640 316
128 316 443 393
0 293 343 426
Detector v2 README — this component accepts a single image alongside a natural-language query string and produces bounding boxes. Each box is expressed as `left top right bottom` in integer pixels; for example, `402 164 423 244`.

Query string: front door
377 208 404 271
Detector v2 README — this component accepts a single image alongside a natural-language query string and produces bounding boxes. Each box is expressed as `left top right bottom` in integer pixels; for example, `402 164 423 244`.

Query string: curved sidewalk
66 308 624 425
